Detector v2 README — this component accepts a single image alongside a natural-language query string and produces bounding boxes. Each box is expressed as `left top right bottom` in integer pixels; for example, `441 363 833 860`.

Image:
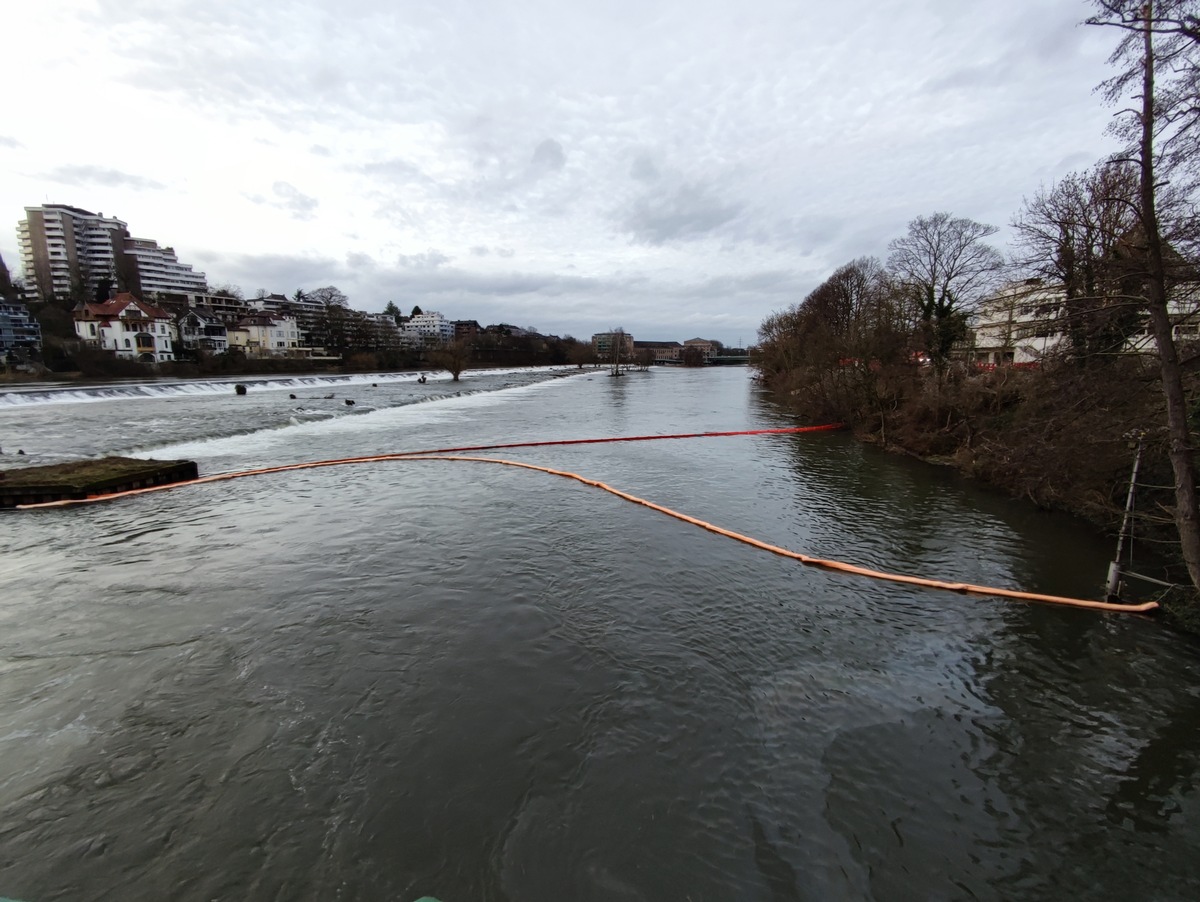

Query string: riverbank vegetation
757 0 1200 620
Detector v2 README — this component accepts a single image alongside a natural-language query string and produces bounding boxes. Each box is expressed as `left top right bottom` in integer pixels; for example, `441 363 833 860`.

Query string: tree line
758 0 1200 603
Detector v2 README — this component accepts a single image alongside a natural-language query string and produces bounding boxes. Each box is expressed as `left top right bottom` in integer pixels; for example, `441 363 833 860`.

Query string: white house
74 292 174 363
228 312 303 357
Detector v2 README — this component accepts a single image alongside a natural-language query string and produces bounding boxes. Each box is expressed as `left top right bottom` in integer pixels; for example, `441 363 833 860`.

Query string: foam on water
0 366 563 407
127 373 581 462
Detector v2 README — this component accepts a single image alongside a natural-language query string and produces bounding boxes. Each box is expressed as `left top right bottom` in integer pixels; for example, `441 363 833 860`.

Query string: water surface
1 367 1197 901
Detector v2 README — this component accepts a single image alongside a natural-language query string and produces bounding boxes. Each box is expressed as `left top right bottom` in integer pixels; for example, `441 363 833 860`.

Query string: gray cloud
11 0 1123 347
398 250 451 269
245 181 319 220
360 157 431 184
44 165 165 190
629 153 659 183
0 136 21 149
621 181 743 245
530 139 566 174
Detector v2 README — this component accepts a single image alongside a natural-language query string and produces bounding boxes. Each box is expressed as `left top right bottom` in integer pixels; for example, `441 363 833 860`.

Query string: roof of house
77 292 171 321
235 313 283 327
180 307 226 325
633 340 682 349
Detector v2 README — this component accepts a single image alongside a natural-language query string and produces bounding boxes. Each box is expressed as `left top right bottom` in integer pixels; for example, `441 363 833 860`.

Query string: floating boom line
14 425 1158 614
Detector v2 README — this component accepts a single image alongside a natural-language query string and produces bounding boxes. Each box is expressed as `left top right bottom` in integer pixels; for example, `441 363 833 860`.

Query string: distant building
122 237 208 294
0 301 42 360
633 340 682 363
682 337 721 358
17 204 207 303
249 293 331 351
150 290 250 324
228 312 303 357
403 310 455 344
592 331 634 359
176 307 229 355
74 292 174 363
453 319 481 340
971 278 1200 365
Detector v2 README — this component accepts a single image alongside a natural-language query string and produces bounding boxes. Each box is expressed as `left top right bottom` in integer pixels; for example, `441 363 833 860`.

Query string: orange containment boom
14 425 1158 614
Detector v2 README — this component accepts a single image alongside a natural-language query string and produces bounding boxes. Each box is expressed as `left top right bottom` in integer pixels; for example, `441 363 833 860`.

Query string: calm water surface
1 367 1198 901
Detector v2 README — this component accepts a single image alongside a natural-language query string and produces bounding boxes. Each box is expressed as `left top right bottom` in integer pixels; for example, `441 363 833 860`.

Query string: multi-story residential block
150 290 250 324
403 310 455 344
0 301 42 360
17 204 207 303
123 238 209 294
74 292 174 363
19 206 130 302
971 278 1200 365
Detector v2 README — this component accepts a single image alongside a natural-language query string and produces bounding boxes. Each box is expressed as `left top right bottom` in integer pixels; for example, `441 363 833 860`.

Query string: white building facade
74 293 175 363
123 238 208 294
972 279 1200 366
17 204 207 303
402 310 455 344
228 313 303 357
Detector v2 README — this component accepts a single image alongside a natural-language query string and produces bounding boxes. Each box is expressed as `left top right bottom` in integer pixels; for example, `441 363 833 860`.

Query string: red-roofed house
74 292 175 363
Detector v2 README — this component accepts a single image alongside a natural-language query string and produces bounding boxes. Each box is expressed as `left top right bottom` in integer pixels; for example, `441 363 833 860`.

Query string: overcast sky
4 0 1122 345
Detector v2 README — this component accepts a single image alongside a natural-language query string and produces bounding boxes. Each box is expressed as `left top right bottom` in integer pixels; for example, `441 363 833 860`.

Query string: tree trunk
1140 1 1200 590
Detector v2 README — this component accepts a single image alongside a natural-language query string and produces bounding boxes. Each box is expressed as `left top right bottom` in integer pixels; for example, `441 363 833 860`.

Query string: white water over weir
0 366 566 407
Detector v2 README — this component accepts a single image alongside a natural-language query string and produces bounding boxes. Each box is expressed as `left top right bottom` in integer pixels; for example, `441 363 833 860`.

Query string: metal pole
1106 434 1145 600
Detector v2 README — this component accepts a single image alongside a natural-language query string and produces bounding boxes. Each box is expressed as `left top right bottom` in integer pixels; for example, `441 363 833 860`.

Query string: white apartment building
17 204 207 302
402 310 455 344
972 279 1200 365
73 292 175 363
124 238 208 294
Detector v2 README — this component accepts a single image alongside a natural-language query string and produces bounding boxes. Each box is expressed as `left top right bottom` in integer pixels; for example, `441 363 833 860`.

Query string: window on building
124 339 130 348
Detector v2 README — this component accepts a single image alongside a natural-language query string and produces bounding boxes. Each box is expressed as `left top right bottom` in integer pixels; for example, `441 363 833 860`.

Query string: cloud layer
4 0 1124 343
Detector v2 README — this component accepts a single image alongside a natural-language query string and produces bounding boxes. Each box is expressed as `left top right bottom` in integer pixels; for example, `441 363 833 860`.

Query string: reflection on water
1 367 1198 901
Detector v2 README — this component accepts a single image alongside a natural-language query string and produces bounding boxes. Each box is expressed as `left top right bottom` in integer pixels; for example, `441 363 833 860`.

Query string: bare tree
608 327 627 375
429 339 472 381
569 341 596 368
309 285 349 307
887 213 1004 370
1011 163 1146 360
1088 0 1200 591
0 252 17 302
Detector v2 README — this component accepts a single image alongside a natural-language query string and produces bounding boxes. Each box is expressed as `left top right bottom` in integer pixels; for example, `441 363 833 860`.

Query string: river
1 366 1198 901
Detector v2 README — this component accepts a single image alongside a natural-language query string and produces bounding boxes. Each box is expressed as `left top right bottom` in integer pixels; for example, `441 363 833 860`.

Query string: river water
1 366 1198 901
